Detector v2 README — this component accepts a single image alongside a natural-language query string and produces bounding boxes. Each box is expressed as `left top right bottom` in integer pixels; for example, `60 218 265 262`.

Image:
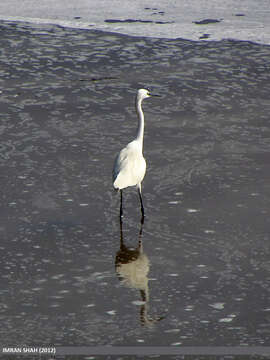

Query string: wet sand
1 20 270 354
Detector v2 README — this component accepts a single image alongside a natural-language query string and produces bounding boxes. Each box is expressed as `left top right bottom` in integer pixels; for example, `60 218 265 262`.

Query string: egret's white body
113 89 155 218
113 140 146 191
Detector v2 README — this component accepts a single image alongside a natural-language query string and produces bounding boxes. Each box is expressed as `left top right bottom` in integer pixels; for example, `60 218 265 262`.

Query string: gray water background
1 20 270 350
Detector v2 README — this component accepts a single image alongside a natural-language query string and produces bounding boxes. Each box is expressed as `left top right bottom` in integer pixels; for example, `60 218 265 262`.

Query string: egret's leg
120 189 123 218
138 219 144 251
137 185 144 221
119 211 124 248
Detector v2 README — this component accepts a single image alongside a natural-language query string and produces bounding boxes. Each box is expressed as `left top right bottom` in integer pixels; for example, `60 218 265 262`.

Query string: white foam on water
0 0 270 44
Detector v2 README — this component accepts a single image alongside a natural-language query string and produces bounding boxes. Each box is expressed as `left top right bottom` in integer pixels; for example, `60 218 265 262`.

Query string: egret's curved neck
135 96 144 148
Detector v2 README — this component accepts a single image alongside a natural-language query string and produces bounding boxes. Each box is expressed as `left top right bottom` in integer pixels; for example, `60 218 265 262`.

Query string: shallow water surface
0 21 270 350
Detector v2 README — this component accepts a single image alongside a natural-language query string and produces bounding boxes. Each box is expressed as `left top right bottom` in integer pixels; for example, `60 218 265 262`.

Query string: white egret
112 88 159 219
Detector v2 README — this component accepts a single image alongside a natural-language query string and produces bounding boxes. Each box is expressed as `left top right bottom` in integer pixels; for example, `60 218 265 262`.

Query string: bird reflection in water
115 218 165 326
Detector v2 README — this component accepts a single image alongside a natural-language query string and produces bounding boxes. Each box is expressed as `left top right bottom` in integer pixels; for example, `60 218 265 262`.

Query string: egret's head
137 88 151 101
137 88 161 101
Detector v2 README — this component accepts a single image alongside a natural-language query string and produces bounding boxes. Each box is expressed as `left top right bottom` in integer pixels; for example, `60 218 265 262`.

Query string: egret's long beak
150 93 161 97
